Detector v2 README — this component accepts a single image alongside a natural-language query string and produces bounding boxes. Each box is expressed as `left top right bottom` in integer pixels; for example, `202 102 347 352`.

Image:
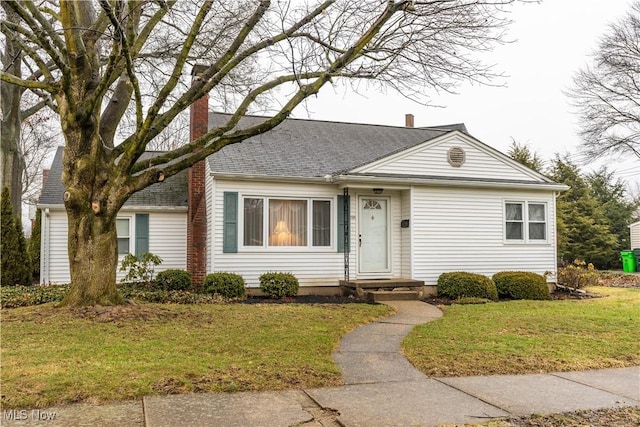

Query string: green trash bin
634 249 640 272
621 251 637 273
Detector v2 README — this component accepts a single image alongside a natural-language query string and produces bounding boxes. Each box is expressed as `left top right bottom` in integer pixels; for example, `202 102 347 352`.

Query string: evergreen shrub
204 272 246 299
492 271 551 300
259 272 299 298
1 187 32 286
437 272 498 301
154 269 192 291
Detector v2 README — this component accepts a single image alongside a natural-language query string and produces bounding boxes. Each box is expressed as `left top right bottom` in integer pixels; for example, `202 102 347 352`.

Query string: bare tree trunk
61 210 124 306
1 2 25 219
59 107 126 306
0 121 23 219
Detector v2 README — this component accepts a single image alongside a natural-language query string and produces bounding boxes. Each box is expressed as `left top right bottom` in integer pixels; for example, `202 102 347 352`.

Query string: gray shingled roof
207 113 452 178
39 147 188 207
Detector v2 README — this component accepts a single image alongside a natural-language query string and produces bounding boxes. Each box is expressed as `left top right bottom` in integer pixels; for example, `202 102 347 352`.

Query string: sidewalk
4 301 639 427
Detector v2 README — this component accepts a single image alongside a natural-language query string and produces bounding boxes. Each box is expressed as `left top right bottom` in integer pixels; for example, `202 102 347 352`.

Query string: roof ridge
210 111 454 132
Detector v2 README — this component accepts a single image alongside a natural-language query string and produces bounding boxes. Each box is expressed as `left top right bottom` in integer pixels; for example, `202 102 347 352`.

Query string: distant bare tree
19 94 60 206
1 1 58 219
568 2 640 161
1 0 518 306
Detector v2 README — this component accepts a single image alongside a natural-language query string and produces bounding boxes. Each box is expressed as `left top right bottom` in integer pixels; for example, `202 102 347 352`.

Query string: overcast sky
294 0 639 187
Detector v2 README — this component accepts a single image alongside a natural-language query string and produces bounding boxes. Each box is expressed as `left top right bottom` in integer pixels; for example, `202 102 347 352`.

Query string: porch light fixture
372 188 383 194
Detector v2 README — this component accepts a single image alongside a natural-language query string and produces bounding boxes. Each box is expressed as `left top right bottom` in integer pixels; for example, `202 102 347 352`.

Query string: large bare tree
1 1 59 220
569 1 640 161
1 0 517 306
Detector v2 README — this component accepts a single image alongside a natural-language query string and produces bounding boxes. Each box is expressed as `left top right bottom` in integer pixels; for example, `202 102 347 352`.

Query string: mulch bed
235 295 370 305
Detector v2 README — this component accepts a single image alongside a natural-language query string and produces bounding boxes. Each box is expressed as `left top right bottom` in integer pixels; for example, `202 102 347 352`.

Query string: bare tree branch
568 1 640 161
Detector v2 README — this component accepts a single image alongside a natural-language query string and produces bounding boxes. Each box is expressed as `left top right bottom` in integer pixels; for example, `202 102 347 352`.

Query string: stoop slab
439 373 639 416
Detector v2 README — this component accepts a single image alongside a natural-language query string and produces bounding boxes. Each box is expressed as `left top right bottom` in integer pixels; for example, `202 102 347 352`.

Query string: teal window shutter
135 214 149 256
337 195 350 253
223 192 238 253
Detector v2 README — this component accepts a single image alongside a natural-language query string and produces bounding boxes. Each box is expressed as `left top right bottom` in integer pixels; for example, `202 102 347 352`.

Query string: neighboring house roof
39 147 188 207
207 113 451 178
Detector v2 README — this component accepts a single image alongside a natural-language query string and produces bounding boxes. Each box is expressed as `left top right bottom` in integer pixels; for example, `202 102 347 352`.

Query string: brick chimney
187 65 209 287
405 114 414 128
42 169 50 189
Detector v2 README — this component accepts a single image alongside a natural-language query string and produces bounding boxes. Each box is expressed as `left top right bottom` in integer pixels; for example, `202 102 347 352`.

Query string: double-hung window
242 197 331 248
505 201 547 242
116 217 131 254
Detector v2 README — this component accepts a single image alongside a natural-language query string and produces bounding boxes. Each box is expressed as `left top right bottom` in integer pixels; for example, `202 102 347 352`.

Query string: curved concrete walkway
5 301 639 427
305 301 639 426
333 300 443 385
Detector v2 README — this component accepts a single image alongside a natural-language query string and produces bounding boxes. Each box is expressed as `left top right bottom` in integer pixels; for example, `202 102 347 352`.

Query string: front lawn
1 302 392 409
403 286 640 377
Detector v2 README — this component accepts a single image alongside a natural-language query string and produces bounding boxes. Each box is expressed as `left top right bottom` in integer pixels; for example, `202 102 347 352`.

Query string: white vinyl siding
147 212 187 271
41 209 187 284
205 161 215 273
630 222 640 249
354 133 542 182
411 186 557 285
400 189 412 278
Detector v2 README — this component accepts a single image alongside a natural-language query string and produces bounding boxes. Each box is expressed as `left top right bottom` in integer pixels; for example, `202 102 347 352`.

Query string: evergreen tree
507 140 545 173
1 187 32 286
14 217 32 285
586 167 639 268
548 156 618 268
29 209 42 282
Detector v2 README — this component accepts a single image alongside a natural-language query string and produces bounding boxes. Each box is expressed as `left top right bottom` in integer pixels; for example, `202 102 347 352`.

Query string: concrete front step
366 290 421 302
341 278 425 290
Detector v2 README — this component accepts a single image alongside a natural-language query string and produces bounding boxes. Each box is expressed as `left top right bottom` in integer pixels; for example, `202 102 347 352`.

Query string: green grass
1 302 392 409
403 287 640 377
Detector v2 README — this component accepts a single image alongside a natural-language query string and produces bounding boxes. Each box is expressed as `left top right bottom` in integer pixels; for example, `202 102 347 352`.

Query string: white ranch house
38 95 568 295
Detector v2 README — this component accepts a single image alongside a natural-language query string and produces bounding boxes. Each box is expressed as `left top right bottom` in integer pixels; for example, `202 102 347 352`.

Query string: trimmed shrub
259 272 299 298
204 272 246 299
492 271 551 300
154 269 192 291
437 272 498 301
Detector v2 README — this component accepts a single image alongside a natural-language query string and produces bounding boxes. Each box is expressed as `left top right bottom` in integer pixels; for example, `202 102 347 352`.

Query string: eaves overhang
334 174 570 192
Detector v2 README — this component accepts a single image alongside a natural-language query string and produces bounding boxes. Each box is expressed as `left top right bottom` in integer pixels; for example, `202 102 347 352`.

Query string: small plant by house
259 272 299 298
204 272 246 299
119 252 163 284
154 269 192 291
492 271 551 300
557 259 599 290
437 272 498 301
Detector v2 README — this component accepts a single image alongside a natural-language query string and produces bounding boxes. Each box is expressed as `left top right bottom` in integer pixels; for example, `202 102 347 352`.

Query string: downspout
552 191 559 289
41 208 49 284
344 187 350 283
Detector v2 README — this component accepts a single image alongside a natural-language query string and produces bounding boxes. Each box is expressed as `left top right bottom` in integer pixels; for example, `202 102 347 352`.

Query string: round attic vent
447 147 466 167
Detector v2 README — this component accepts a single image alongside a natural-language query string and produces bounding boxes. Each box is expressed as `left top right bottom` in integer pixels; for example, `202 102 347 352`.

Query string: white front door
359 197 389 273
